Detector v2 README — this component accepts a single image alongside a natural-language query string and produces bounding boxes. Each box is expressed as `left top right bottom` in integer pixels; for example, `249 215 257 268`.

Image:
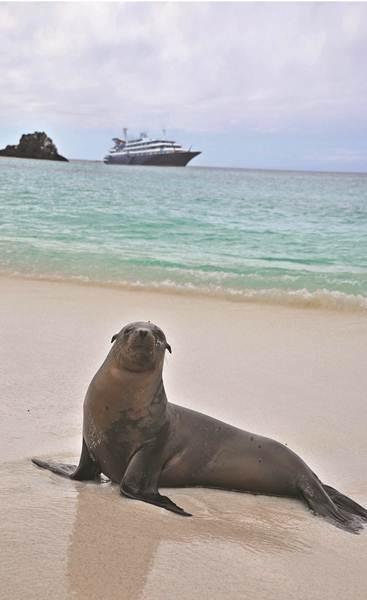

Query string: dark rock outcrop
0 132 68 162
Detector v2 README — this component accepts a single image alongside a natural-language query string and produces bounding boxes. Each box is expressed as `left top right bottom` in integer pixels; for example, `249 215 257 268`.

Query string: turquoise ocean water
1 157 366 310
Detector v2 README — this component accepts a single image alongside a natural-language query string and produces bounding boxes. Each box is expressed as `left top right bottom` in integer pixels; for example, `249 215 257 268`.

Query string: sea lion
33 321 367 533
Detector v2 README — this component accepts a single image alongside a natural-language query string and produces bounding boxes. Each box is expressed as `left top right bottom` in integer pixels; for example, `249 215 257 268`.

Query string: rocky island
0 131 68 162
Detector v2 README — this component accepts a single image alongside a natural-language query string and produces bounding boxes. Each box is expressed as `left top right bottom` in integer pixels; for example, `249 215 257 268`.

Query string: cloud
0 1 366 137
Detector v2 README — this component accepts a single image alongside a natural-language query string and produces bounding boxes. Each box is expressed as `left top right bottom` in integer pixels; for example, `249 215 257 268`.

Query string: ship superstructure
104 129 201 166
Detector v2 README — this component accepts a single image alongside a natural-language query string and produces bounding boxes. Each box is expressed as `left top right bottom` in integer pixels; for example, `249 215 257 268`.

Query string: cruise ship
104 129 201 166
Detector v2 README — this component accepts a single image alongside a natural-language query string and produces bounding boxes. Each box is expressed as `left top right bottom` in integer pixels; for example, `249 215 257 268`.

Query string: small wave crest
1 269 367 313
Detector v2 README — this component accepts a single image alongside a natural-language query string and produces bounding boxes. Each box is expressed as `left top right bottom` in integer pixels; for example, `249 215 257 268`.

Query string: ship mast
123 127 128 142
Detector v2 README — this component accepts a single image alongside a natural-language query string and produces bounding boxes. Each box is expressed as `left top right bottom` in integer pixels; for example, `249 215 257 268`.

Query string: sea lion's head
110 321 171 372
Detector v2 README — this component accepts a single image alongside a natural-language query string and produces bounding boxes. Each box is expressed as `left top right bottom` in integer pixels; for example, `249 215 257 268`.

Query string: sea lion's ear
111 334 118 344
165 342 172 354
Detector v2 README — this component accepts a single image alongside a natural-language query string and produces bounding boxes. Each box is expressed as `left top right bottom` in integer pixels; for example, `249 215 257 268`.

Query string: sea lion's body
160 407 304 496
33 321 367 533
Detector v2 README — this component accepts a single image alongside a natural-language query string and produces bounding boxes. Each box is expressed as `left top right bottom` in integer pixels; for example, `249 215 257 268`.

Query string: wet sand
0 276 366 599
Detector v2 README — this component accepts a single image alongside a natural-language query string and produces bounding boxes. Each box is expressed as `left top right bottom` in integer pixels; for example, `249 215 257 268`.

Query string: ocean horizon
61 158 367 177
1 156 366 311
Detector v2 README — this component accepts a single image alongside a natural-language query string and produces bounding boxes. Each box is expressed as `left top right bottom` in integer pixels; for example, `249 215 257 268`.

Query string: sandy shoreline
2 270 367 313
1 276 366 599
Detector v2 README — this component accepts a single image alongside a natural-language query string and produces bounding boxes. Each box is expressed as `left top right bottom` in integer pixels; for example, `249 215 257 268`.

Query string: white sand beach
1 276 366 600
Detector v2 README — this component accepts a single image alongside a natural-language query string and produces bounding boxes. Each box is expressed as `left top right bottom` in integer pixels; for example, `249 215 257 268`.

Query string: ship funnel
123 127 128 141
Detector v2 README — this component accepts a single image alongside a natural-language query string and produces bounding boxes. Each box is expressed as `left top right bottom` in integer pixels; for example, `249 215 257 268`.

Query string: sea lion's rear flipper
32 439 101 481
298 476 364 534
323 485 367 522
120 438 191 517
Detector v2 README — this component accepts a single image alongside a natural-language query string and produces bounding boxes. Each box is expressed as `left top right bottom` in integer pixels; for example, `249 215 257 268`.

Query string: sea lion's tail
298 476 365 534
323 484 367 522
32 458 78 478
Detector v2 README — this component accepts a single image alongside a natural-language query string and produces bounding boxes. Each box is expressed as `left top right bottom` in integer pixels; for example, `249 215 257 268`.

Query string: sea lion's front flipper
122 484 191 516
120 438 191 517
32 438 101 481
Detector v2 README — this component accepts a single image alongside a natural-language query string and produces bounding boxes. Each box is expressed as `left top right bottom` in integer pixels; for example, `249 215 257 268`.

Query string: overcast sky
1 1 366 171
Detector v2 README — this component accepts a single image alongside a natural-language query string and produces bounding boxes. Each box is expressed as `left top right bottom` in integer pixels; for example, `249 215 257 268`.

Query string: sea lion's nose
138 328 149 338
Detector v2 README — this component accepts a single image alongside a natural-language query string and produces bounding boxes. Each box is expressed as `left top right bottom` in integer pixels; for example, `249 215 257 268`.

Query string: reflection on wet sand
68 482 309 600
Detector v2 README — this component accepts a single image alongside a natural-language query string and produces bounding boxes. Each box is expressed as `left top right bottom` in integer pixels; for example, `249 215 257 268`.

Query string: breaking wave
1 269 366 313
